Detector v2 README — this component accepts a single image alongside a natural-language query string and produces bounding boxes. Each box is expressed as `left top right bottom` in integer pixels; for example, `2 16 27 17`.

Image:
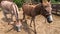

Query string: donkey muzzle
47 15 53 23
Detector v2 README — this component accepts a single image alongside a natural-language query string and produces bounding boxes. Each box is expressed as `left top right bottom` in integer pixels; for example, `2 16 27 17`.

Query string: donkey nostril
48 21 52 23
47 20 52 23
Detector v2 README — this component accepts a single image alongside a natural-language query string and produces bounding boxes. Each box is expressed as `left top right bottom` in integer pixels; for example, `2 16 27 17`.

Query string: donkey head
41 0 53 23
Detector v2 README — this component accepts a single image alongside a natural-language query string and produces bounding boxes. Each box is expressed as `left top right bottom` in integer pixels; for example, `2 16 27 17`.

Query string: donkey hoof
30 25 32 27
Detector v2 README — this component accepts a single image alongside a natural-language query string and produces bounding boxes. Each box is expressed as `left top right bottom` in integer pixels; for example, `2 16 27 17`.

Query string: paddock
0 8 60 34
52 4 60 15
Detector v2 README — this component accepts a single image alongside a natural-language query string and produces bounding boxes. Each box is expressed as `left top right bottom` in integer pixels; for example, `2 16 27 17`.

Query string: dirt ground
0 8 60 34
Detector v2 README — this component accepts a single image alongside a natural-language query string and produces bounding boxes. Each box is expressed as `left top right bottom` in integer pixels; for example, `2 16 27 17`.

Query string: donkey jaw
47 15 53 23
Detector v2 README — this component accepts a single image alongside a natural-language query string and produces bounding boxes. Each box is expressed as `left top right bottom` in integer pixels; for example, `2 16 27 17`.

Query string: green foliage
51 0 56 3
13 0 60 7
51 0 60 4
34 0 41 2
13 0 24 8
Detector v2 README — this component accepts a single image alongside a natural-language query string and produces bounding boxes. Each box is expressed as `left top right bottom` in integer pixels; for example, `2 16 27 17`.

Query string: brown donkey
22 0 53 25
22 0 53 34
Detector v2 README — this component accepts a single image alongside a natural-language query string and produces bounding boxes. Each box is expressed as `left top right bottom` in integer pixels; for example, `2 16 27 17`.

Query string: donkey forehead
42 6 52 15
42 4 52 12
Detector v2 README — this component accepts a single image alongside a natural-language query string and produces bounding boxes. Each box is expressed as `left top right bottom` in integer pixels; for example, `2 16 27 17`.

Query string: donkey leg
8 10 14 25
8 14 13 25
30 17 35 27
11 11 13 20
30 17 33 27
30 16 37 34
23 12 25 20
34 21 37 34
3 10 7 20
32 17 37 34
23 12 26 22
11 15 13 20
33 17 37 34
11 10 15 20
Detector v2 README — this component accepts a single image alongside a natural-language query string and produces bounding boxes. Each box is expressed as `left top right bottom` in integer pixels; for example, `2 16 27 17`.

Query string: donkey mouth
46 14 53 23
47 17 53 23
47 19 53 23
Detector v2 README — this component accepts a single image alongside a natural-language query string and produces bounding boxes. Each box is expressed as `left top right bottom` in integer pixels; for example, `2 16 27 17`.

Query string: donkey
22 4 41 34
22 0 53 34
22 0 53 24
41 0 53 23
1 1 21 32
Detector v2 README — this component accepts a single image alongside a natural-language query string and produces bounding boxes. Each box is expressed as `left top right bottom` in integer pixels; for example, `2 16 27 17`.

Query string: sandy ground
0 8 60 34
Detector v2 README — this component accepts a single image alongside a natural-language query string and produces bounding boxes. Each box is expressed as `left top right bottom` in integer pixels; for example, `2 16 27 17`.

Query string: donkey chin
47 14 53 23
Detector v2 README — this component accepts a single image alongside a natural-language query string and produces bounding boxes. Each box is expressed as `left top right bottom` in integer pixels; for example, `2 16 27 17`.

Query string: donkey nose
17 27 21 32
47 17 53 23
47 15 53 23
15 24 22 32
48 20 52 23
16 26 21 32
